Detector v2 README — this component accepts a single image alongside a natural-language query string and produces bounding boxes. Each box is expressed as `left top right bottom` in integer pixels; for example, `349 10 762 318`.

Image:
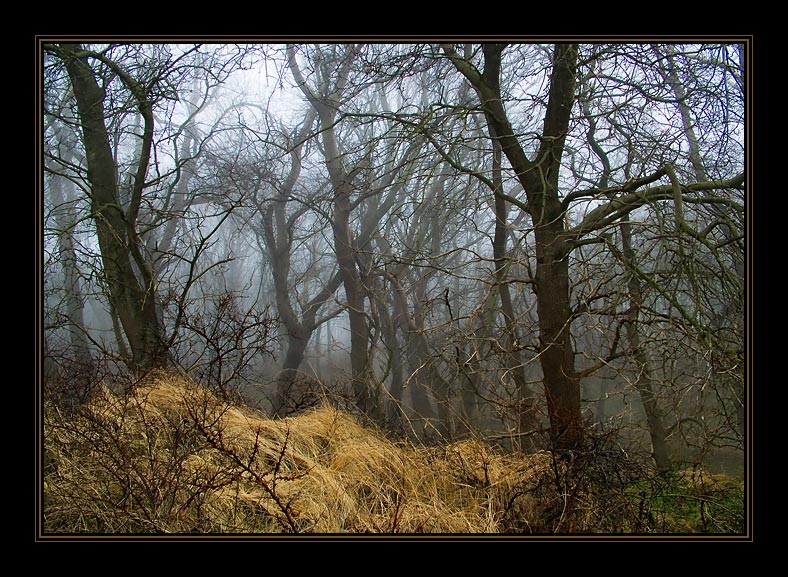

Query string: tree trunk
621 221 672 472
333 191 376 415
443 43 582 451
453 274 479 436
272 330 311 416
374 234 439 436
523 44 582 450
388 271 441 433
59 43 167 373
576 68 672 468
266 234 343 416
48 150 91 364
594 380 609 423
372 275 406 430
533 221 582 450
314 106 378 420
285 44 389 424
490 129 539 451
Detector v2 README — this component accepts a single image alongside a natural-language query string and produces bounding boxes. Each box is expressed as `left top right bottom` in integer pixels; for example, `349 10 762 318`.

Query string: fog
41 42 746 476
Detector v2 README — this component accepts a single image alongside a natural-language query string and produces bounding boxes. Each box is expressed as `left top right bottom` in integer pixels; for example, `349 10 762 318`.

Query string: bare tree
45 119 92 366
575 70 671 470
439 43 744 452
247 108 345 415
47 43 170 372
45 43 257 379
42 40 745 471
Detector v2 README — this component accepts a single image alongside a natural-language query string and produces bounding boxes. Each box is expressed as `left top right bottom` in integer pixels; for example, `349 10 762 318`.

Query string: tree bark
286 45 382 421
532 220 582 450
443 43 582 450
376 286 406 430
330 168 378 417
489 127 539 451
620 221 672 472
58 43 167 373
266 231 343 415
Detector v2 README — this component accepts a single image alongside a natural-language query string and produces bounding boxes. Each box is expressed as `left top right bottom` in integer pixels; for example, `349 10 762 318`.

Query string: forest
39 40 749 535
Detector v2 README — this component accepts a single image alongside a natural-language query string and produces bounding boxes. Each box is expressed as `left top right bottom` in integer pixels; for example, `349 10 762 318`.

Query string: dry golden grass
46 374 734 534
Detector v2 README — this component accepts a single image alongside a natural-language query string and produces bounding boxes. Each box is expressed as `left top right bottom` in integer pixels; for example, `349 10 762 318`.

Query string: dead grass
43 374 737 534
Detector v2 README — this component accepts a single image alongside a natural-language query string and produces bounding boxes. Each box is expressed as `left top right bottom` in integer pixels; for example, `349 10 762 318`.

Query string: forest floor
41 374 746 536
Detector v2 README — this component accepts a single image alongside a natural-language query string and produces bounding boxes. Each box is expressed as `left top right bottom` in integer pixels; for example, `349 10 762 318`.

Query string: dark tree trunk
533 220 582 450
58 43 167 373
377 289 406 430
271 331 310 416
444 43 582 450
266 238 342 416
315 103 380 421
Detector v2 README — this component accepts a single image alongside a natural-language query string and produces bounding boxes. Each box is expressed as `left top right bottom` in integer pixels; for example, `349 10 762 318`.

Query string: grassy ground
42 374 746 535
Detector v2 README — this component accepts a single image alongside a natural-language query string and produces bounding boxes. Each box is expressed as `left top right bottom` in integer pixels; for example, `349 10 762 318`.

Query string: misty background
41 42 746 476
